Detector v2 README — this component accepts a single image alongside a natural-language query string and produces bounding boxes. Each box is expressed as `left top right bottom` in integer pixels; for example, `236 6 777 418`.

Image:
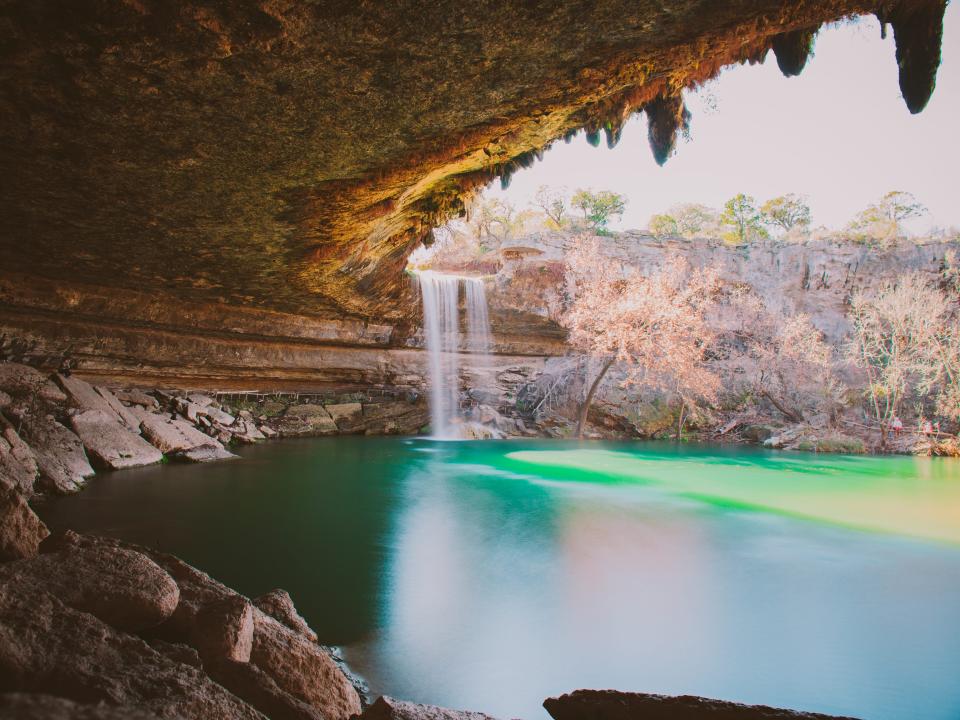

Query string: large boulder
191 595 255 663
0 363 66 407
69 535 362 720
325 403 363 431
136 409 235 462
95 386 142 431
115 389 160 409
275 405 338 437
542 690 861 720
0 489 49 561
356 696 500 720
0 693 167 720
1 535 179 632
70 409 164 470
254 589 318 643
18 415 93 494
0 418 38 494
249 611 362 720
0 580 262 720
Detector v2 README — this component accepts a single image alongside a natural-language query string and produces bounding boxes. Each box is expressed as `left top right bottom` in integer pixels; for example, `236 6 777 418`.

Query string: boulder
0 420 39 494
95 386 142 431
191 595 255 663
542 690 861 720
0 580 262 719
18 415 93 494
142 544 360 720
137 410 234 461
249 611 362 720
56 373 120 418
0 489 49 561
205 658 327 720
179 444 238 462
0 363 66 405
232 420 266 444
115 389 159 408
1 537 179 632
70 410 164 470
0 694 167 720
325 403 362 429
357 696 500 720
253 589 318 643
187 393 215 408
276 405 338 437
204 405 236 426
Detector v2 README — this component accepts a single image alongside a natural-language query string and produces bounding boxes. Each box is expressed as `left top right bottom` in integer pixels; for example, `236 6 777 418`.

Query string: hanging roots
644 93 691 166
771 26 818 77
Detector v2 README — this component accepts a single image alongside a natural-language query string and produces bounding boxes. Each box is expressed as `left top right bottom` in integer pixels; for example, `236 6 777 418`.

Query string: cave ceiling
0 0 946 321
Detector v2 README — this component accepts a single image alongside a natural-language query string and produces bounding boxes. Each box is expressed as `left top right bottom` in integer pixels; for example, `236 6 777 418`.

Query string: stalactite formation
771 27 819 77
645 94 692 167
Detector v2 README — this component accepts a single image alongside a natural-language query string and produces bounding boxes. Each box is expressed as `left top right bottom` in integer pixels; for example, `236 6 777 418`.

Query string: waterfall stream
414 271 491 438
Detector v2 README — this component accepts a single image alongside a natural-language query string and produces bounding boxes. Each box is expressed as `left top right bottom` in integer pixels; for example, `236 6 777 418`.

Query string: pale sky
485 6 959 233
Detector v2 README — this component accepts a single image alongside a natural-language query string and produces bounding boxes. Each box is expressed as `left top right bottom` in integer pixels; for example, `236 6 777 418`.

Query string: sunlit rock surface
0 0 946 333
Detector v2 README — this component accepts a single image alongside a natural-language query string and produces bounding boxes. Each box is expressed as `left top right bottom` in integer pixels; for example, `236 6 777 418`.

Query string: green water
39 439 960 720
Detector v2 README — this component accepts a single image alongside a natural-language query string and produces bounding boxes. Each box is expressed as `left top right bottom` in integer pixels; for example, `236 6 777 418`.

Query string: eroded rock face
543 690 861 720
0 489 49 561
0 1 946 325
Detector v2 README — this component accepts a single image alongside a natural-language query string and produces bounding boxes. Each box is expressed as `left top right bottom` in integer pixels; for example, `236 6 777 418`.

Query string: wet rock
56 373 120 418
70 409 164 470
542 690 860 720
192 595 255 663
276 404 338 436
742 424 776 443
357 696 500 720
0 693 167 720
326 402 363 429
18 415 93 494
0 488 49 561
115 389 159 408
253 589 318 643
250 611 362 720
0 580 262 719
1 538 179 632
232 419 266 444
178 444 238 463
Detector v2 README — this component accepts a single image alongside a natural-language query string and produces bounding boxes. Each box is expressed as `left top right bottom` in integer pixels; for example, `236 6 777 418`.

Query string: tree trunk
762 389 803 423
676 401 687 441
577 357 614 439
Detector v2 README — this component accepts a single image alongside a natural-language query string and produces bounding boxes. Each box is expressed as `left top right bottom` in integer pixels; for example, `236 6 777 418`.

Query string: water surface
39 439 960 720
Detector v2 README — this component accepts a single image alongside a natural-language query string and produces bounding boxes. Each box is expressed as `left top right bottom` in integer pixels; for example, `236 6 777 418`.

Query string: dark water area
38 438 960 720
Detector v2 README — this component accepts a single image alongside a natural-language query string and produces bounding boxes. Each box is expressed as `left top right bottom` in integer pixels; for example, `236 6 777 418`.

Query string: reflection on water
38 439 960 720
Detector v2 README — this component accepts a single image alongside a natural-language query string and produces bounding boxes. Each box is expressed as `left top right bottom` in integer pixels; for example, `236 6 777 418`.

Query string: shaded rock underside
0 0 947 326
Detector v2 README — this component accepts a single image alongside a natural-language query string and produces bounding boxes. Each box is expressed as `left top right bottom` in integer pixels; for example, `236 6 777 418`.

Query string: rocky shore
0 358 868 719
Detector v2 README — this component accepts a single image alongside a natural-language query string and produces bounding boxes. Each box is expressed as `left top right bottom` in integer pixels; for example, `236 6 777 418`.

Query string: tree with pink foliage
561 237 721 438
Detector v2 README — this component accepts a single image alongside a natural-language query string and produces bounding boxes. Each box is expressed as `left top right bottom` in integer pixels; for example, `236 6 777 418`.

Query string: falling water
415 271 492 438
463 277 491 355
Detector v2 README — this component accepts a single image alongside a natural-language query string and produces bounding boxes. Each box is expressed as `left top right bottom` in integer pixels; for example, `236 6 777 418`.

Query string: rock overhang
0 0 947 325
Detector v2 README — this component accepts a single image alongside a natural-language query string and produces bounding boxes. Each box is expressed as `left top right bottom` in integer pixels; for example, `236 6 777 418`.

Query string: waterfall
415 271 492 438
